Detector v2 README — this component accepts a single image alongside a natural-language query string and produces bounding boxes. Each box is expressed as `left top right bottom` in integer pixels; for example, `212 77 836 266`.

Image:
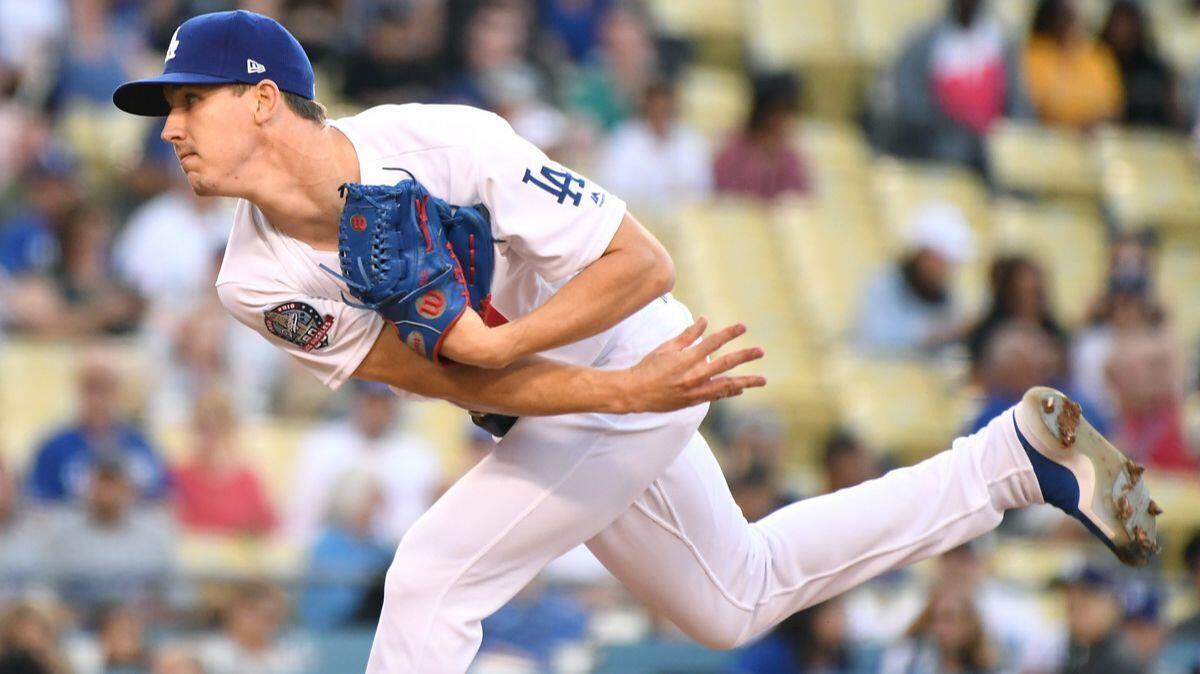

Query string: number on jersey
522 165 585 207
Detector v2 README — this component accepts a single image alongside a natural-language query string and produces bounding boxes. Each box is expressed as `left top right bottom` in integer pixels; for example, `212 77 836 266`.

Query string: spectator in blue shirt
0 147 78 278
26 354 168 504
480 581 589 669
854 201 975 357
298 470 392 629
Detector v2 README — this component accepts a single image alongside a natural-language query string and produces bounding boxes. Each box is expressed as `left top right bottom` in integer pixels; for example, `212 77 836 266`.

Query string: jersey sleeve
471 114 628 283
216 281 384 390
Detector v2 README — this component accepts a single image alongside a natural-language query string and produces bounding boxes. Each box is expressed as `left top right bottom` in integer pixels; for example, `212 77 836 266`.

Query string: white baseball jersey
215 103 636 390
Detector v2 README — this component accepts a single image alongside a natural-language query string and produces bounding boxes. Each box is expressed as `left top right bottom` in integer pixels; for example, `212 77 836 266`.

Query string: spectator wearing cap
170 388 276 535
26 354 169 504
713 72 811 201
1161 532 1200 674
42 457 175 614
1120 581 1165 669
1024 0 1123 129
1061 564 1145 674
0 147 77 279
853 201 974 357
286 382 442 546
887 0 1032 174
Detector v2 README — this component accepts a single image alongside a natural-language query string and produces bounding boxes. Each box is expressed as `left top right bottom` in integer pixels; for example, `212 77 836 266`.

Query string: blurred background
1 0 1200 672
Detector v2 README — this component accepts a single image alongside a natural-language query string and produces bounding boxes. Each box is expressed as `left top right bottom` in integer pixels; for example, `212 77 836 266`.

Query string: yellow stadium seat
830 351 969 464
772 197 886 344
678 67 751 141
1153 7 1200 84
1095 126 1200 231
745 0 847 68
844 0 941 67
870 159 994 314
988 538 1087 587
178 533 304 579
991 199 1109 327
795 119 873 201
673 200 835 442
992 0 1037 36
987 121 1099 197
644 0 744 41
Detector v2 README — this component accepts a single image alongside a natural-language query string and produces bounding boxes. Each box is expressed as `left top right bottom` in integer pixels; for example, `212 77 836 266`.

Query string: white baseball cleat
1012 386 1161 567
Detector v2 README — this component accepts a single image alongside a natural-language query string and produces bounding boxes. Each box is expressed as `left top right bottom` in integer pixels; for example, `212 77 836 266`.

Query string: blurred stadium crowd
1 0 1200 672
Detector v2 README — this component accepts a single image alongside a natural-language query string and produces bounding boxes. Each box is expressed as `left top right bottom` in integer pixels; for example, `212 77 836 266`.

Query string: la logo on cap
165 27 180 62
247 59 266 74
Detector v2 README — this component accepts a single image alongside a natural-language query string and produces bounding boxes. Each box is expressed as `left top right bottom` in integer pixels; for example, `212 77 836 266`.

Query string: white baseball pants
364 301 1044 673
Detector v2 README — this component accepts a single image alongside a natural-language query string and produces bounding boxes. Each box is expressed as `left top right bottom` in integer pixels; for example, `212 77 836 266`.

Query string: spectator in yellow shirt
1024 0 1123 129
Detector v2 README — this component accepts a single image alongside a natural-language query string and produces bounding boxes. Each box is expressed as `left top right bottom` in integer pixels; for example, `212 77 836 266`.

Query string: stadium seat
991 199 1109 327
829 350 970 464
772 197 886 344
1152 5 1200 87
1095 126 1200 231
844 0 942 67
992 0 1037 36
795 119 874 203
643 0 744 41
870 159 994 314
986 121 1099 198
745 0 847 68
178 532 304 579
672 200 836 448
988 538 1089 587
678 67 751 141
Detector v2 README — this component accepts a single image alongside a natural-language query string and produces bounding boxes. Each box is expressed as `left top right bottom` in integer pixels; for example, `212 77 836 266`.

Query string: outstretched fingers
702 346 764 378
665 316 708 351
689 375 768 404
690 322 747 361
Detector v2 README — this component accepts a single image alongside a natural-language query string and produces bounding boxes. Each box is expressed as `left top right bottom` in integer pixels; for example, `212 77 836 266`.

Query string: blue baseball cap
113 10 315 117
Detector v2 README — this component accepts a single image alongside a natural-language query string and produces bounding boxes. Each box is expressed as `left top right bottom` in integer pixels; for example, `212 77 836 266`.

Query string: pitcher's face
161 84 258 196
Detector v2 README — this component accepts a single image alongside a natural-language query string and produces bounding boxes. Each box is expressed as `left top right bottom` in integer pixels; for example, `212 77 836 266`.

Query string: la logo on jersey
165 28 180 62
247 59 266 74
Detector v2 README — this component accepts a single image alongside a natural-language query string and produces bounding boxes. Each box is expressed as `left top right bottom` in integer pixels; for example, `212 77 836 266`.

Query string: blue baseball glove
320 179 471 362
437 201 495 314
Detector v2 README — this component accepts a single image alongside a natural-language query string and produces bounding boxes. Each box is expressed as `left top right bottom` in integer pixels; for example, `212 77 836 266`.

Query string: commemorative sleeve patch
263 302 335 352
